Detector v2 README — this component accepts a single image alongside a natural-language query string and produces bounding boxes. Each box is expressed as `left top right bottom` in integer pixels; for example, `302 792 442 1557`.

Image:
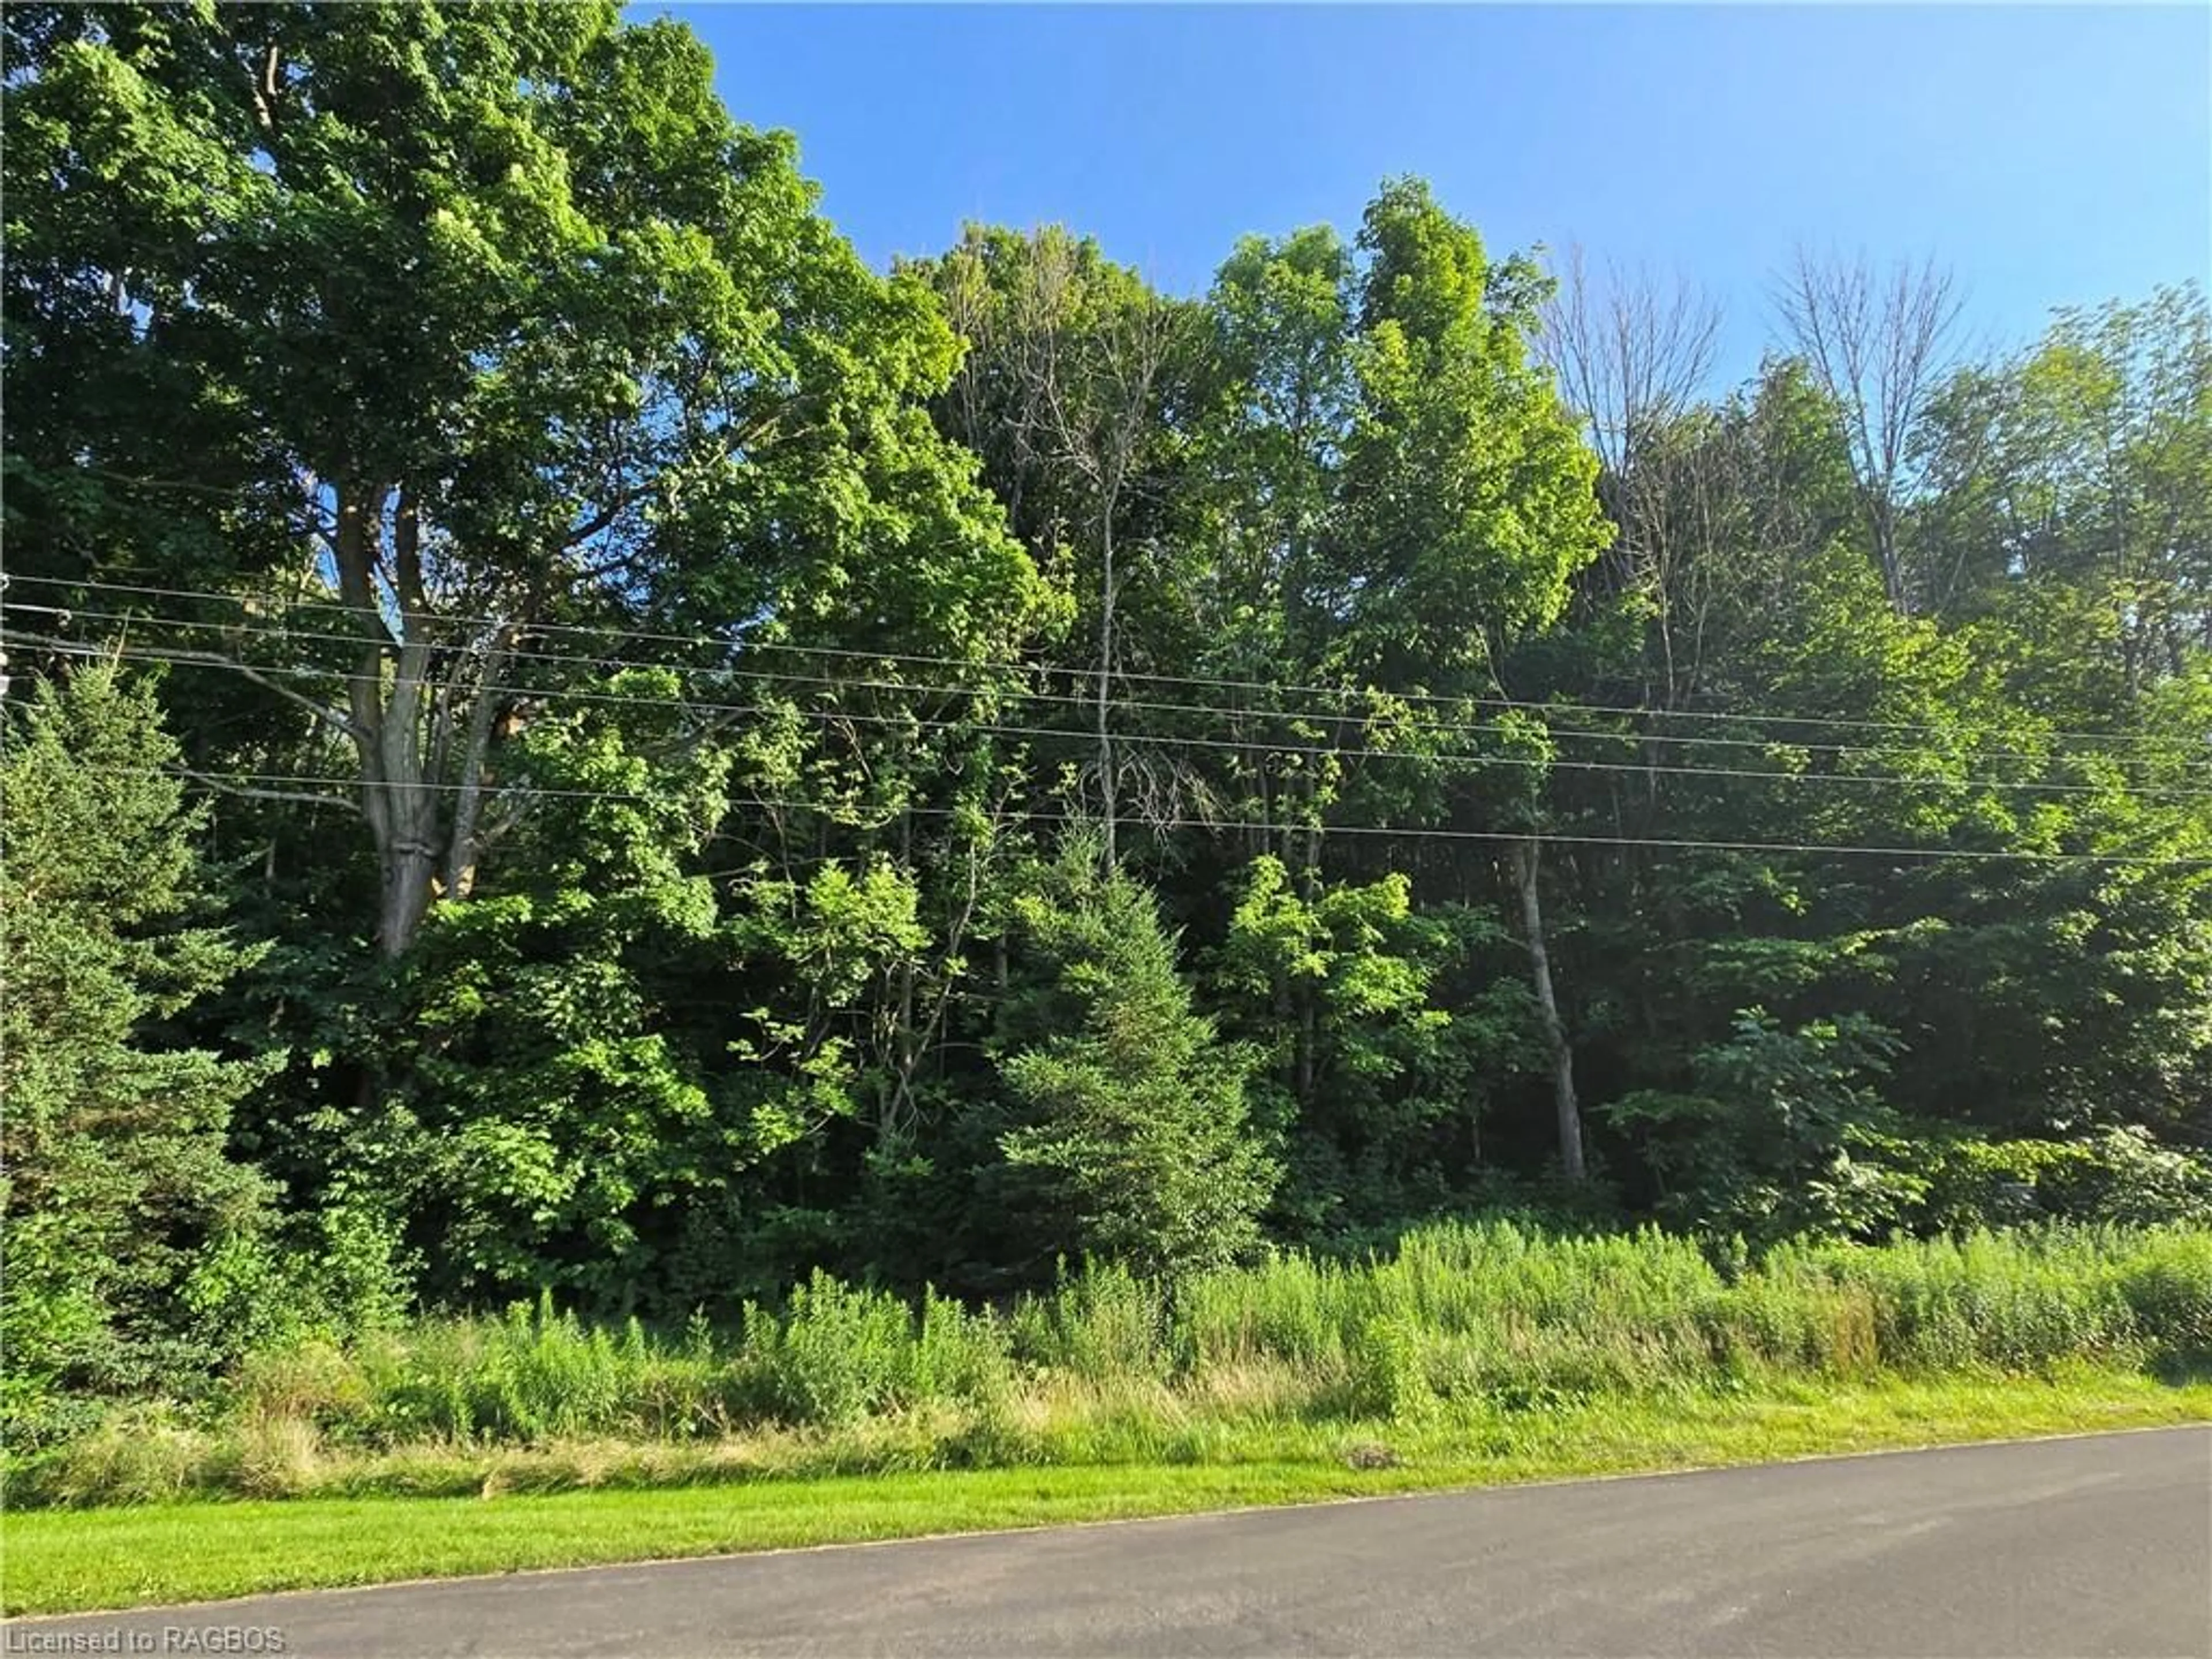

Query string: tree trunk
442 620 519 902
1096 512 1117 866
336 479 442 958
1294 813 1321 1108
1872 495 1910 615
885 808 920 1150
378 832 439 959
1296 988 1317 1108
1512 838 1585 1181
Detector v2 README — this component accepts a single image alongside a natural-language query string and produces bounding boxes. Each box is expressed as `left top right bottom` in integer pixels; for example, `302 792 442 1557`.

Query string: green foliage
174 1199 418 1370
3 0 2208 1441
355 679 741 1306
0 666 278 1444
1332 179 1612 680
1211 857 1510 1240
733 1273 1010 1428
15 1220 2211 1508
1746 1228 2212 1374
1009 1259 1175 1382
1921 1128 2212 1231
1607 1009 1926 1245
727 857 932 1153
993 842 1280 1281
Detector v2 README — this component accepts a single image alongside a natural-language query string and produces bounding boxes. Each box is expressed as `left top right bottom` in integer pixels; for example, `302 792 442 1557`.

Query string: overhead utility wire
16 632 2212 803
12 573 2205 752
61 763 2212 868
9 597 2208 775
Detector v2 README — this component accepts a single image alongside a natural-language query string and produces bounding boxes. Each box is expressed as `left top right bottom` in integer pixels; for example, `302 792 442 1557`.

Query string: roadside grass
10 1222 2210 1614
16 1221 2212 1511
7 1369 2208 1616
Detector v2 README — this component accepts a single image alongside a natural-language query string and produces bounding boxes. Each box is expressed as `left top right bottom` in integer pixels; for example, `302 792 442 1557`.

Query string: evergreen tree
0 665 275 1438
991 842 1279 1281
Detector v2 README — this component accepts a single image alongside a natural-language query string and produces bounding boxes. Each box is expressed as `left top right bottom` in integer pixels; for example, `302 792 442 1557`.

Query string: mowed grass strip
10 1372 2207 1616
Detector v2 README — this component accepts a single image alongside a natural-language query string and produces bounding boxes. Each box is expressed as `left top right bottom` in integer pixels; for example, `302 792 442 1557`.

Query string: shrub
1919 1131 2212 1232
17 1219 2212 1506
731 1271 1012 1428
1007 1260 1171 1382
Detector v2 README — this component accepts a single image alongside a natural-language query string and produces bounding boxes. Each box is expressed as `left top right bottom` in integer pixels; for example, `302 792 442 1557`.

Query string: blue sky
679 5 2210 389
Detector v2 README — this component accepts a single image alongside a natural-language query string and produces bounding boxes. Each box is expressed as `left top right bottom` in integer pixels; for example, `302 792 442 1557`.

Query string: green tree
351 670 737 1308
1332 181 1612 1181
990 842 1279 1281
1607 1009 1922 1244
0 665 275 1438
1912 283 2211 686
1329 179 1610 685
915 225 1202 858
1212 855 1527 1241
4 1 1041 956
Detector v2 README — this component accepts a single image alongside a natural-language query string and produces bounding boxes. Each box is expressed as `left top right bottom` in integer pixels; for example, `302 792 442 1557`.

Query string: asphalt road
17 1427 2211 1658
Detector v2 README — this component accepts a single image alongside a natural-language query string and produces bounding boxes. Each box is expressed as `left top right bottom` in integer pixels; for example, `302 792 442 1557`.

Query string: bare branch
1537 244 1720 477
173 765 358 815
1775 247 1964 612
4 628 364 740
248 42 281 131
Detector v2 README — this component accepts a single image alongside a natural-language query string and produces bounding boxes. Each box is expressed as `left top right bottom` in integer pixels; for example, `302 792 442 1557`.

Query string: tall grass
17 1222 2210 1506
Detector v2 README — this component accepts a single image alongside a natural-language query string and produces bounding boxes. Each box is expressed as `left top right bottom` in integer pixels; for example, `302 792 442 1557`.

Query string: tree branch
173 765 359 815
558 483 659 553
6 629 365 740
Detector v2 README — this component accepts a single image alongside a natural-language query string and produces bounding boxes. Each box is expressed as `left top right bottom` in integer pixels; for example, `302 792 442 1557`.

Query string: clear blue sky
677 4 2209 388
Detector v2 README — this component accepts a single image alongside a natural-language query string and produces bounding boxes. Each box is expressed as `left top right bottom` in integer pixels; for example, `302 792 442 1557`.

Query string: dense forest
5 2 2209 1448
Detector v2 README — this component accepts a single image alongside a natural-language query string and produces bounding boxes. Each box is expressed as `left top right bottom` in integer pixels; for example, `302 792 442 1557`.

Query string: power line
17 631 2212 802
11 571 2206 753
11 596 2209 775
104 767 656 806
64 764 2212 866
